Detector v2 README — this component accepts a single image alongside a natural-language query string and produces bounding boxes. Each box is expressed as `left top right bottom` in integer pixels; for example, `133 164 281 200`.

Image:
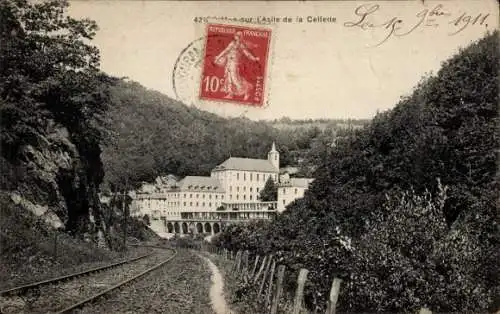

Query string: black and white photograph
0 0 498 313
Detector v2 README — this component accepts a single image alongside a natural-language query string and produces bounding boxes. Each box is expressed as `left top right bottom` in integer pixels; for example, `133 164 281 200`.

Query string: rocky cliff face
1 119 108 247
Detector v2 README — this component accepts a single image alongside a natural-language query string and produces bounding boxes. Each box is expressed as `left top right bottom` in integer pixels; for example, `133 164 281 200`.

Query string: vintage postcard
0 1 498 313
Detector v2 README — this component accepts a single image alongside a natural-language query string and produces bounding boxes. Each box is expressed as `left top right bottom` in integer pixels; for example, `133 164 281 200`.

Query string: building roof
177 176 224 192
213 157 278 173
279 178 314 188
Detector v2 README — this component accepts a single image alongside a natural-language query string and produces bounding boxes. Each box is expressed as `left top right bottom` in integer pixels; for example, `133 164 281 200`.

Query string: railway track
0 246 177 314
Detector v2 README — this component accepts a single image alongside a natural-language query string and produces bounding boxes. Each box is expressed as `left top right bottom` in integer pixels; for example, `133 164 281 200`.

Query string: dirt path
198 254 234 314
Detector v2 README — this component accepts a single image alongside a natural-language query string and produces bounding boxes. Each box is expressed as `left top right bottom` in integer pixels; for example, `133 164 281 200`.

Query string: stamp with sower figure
199 24 271 107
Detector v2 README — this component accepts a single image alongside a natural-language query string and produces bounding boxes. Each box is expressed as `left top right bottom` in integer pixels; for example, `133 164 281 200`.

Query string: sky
68 0 498 120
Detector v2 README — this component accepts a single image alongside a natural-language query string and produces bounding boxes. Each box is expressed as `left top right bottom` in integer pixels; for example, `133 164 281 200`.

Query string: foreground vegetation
213 31 499 313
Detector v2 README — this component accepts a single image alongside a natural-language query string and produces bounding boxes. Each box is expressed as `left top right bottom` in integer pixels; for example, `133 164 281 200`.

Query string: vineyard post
265 260 277 307
242 250 250 279
250 255 260 279
254 255 267 283
325 278 342 314
53 232 58 258
235 250 242 272
292 268 309 314
270 265 286 314
258 256 272 296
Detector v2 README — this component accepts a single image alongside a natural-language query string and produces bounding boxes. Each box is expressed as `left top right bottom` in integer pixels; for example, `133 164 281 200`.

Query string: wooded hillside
101 81 355 191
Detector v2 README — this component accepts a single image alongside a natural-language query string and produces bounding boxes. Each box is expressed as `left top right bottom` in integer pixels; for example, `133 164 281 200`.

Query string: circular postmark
172 36 205 106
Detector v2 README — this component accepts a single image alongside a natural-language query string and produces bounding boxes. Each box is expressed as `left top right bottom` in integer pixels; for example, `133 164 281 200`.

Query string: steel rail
55 247 178 313
0 252 154 296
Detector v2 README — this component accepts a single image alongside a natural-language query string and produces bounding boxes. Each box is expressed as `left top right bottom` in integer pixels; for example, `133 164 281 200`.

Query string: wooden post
258 256 272 296
270 265 286 314
53 232 58 258
242 250 250 279
325 278 342 314
265 260 276 306
254 255 267 283
292 268 309 314
250 255 260 279
235 250 242 272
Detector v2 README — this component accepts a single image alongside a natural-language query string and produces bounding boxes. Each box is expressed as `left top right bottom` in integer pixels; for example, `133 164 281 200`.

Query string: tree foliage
259 177 277 201
0 0 114 156
213 31 499 312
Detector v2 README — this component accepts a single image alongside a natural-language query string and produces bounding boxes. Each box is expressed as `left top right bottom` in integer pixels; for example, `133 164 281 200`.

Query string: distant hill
265 117 369 131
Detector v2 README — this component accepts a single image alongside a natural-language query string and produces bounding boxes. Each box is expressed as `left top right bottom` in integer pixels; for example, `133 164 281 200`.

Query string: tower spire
268 141 279 170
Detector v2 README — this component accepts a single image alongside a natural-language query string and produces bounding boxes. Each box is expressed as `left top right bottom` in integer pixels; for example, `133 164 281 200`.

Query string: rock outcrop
1 119 108 247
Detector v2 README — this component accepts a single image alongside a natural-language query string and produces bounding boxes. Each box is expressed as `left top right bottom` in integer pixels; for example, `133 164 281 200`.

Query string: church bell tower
267 142 279 171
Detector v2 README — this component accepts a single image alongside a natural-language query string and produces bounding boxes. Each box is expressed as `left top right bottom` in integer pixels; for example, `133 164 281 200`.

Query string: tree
0 0 115 234
1 0 113 156
259 177 277 201
142 214 151 226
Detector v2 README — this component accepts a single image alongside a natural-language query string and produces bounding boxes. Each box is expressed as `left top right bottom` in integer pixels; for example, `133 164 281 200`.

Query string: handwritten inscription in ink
344 4 491 46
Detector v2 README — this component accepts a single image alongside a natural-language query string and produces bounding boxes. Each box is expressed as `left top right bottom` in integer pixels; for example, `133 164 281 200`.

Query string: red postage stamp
199 23 272 107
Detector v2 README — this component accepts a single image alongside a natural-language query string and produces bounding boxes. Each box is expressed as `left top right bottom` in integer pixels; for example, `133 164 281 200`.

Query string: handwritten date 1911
449 12 489 35
344 4 490 47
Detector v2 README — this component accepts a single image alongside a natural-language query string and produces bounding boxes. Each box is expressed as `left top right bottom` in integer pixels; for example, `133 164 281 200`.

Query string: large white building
131 143 313 234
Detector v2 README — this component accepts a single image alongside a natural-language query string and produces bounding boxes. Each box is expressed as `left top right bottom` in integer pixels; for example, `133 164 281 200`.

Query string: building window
257 174 260 181
209 195 212 199
236 195 239 200
243 186 246 191
184 193 186 198
196 202 199 206
209 202 211 207
250 195 253 200
230 186 232 191
250 173 253 181
190 194 192 198
283 199 285 204
295 188 298 194
202 202 205 207
222 195 224 200
237 186 240 192
230 195 232 200
237 173 240 180
203 194 205 199
190 202 193 206
244 173 246 181
250 187 253 192
257 187 260 192
196 194 199 198
215 195 218 199
243 195 246 200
